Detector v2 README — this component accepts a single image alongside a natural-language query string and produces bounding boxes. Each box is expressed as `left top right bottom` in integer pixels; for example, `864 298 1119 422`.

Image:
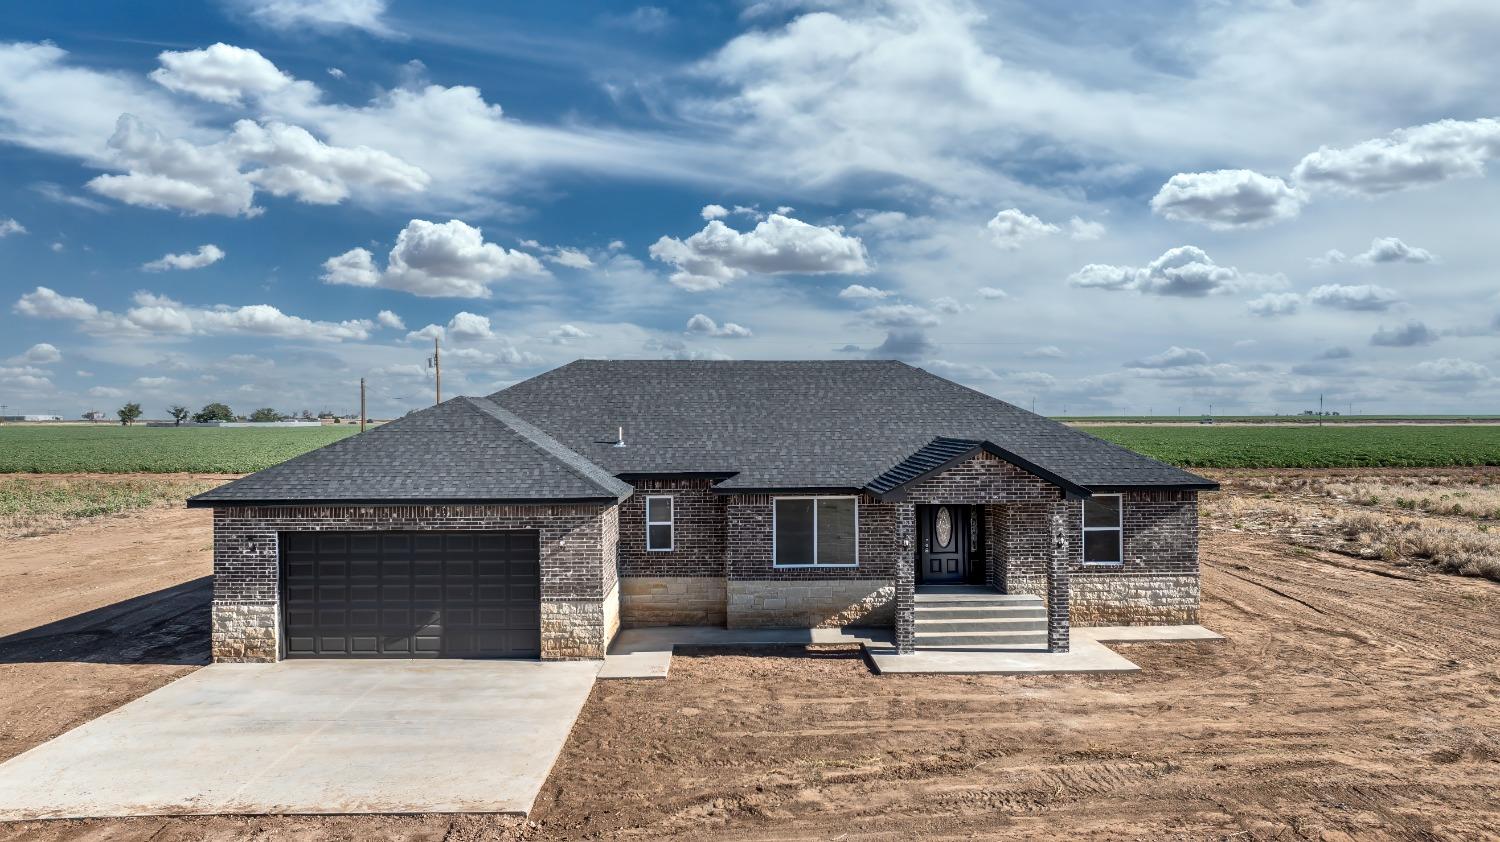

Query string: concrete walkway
0 659 599 820
603 624 1222 678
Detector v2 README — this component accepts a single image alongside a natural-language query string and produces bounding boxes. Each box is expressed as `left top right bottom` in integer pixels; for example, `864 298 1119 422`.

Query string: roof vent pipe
613 426 626 448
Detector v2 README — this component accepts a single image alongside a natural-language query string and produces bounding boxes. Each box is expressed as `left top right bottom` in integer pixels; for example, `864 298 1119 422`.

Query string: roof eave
185 494 626 509
869 439 1093 501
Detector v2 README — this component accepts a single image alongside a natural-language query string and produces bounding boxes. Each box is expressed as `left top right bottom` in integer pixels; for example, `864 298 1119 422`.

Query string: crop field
0 425 360 473
1058 414 1500 424
1083 423 1500 468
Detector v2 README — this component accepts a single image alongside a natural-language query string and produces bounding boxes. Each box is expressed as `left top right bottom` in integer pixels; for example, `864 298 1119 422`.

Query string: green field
0 425 361 473
3 422 1499 473
1082 424 1500 468
1056 414 1500 424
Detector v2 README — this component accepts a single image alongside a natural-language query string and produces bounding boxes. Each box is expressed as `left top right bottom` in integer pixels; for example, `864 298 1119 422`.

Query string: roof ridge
460 396 629 499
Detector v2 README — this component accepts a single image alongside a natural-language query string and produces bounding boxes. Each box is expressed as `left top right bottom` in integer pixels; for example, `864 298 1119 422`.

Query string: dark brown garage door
281 531 540 658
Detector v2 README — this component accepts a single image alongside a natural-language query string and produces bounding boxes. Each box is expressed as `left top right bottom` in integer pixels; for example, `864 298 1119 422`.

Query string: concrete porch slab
601 626 888 680
1078 624 1224 642
864 636 1141 675
0 659 600 820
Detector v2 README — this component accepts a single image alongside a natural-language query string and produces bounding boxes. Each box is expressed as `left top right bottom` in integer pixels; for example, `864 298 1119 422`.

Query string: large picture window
1082 494 1123 565
645 495 673 551
773 497 858 567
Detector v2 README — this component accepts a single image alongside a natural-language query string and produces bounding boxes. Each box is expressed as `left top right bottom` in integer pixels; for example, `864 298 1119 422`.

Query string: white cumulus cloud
9 343 61 364
1316 237 1436 266
1129 346 1211 368
1151 169 1306 229
14 286 374 341
1069 246 1264 297
1307 283 1401 311
685 313 753 338
376 310 404 329
86 114 429 217
150 43 294 105
839 284 891 300
142 244 225 272
1371 320 1438 347
323 219 545 297
1247 292 1302 317
1292 118 1500 196
0 218 25 237
1403 358 1491 382
985 208 1059 250
649 213 869 291
236 0 396 36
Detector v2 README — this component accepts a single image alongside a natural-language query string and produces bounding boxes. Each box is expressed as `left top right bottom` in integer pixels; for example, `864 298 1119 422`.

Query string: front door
919 504 972 584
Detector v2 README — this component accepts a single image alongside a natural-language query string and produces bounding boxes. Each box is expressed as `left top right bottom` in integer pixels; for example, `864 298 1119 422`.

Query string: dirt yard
2 470 1497 841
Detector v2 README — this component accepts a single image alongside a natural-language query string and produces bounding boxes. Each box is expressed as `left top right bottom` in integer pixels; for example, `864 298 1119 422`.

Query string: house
189 360 1217 663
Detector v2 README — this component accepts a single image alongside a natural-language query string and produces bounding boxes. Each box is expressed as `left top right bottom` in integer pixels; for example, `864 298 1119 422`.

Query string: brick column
1047 500 1071 653
895 503 916 654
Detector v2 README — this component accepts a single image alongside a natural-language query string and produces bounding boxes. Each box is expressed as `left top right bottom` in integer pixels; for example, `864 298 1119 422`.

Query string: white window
773 497 858 568
1082 494 1123 565
645 495 673 551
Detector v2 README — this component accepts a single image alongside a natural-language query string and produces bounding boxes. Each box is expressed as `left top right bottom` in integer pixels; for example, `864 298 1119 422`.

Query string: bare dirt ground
2 470 1498 841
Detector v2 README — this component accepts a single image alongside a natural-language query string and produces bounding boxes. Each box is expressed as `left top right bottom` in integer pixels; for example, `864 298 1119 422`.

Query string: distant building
1 414 64 422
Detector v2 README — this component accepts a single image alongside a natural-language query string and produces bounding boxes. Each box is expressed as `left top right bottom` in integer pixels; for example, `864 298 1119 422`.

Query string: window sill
771 563 860 569
1081 561 1123 567
646 547 674 553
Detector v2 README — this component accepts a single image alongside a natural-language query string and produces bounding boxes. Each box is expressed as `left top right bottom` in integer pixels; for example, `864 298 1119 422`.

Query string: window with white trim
645 495 673 551
773 497 858 567
1082 494 1123 564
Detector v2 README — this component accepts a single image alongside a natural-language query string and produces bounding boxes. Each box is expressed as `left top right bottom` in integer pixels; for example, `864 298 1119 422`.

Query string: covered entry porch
866 437 1090 656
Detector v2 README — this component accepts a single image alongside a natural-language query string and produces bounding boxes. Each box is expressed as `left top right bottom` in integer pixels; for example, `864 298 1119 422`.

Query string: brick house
191 360 1216 663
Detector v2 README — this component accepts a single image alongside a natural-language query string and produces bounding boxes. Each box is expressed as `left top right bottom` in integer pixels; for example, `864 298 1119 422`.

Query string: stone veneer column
895 503 916 654
1047 500 1071 653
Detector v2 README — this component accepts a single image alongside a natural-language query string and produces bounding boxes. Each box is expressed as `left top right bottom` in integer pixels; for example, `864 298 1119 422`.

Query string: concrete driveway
0 659 599 819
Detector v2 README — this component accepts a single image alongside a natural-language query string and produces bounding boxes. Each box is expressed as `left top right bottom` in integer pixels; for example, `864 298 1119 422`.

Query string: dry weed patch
1206 472 1500 582
0 476 221 538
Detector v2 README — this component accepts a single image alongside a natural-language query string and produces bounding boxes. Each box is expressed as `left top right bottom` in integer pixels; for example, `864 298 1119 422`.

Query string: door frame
916 504 985 585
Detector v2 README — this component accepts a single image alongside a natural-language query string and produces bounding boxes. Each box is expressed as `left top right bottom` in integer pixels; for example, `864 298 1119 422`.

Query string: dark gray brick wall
617 478 726 577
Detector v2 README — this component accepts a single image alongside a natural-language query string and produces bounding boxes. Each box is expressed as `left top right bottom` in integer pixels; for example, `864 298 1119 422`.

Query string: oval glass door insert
935 506 953 548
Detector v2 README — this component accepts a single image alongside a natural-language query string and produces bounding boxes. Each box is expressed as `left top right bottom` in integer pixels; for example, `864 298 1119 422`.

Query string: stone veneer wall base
1069 573 1200 625
211 601 278 663
727 579 895 628
621 576 727 627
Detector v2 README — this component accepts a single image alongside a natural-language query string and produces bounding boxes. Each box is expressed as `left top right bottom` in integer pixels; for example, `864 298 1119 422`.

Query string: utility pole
359 378 366 432
1319 393 1324 427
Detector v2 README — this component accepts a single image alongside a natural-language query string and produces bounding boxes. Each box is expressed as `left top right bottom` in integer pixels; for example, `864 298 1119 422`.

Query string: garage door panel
282 530 540 659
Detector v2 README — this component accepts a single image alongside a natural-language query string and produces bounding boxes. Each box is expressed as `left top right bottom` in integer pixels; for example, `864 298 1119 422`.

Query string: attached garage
282 530 541 659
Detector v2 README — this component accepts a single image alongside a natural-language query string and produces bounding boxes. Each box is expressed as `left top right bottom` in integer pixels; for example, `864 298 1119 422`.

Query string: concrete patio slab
0 659 599 820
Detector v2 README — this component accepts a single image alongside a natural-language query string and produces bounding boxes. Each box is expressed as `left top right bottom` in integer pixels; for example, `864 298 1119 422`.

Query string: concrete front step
914 618 1047 633
914 605 1047 620
913 595 1045 608
914 629 1049 647
915 589 1041 602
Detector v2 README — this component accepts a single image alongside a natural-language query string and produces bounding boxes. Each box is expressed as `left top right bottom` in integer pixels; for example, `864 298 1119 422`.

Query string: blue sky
3 0 1499 418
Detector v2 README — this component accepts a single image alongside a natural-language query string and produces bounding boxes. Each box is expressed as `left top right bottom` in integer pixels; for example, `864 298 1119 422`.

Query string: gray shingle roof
489 360 1216 492
187 395 631 507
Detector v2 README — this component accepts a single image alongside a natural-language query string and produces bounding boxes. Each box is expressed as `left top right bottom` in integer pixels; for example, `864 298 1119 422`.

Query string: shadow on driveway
0 577 211 666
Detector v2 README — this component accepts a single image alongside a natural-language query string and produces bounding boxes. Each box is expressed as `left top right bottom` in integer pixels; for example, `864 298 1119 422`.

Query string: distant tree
117 402 142 426
167 405 190 426
249 407 285 422
298 409 315 421
193 402 235 423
